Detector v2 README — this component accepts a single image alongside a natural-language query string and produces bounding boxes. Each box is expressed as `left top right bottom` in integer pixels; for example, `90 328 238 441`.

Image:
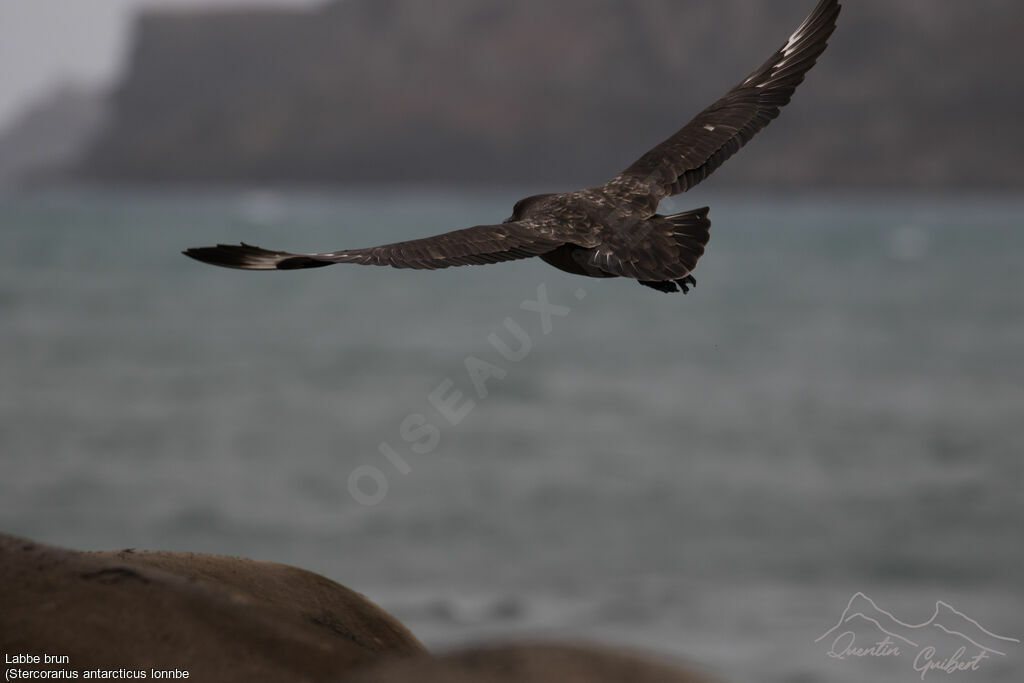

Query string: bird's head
506 193 555 222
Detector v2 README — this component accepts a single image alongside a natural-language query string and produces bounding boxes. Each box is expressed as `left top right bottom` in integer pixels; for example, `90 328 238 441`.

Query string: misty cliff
79 0 1024 189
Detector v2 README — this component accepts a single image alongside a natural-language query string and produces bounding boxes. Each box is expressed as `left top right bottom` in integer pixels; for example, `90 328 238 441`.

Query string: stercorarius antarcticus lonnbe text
185 0 841 294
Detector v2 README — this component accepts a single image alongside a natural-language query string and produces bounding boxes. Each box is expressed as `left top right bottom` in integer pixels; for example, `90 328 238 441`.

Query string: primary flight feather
185 0 841 294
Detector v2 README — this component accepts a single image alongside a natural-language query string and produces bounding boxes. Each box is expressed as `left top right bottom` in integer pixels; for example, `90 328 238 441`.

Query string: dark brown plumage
185 0 841 294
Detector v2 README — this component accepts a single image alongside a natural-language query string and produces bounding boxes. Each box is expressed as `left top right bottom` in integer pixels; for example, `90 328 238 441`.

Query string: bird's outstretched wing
602 0 840 208
183 219 566 271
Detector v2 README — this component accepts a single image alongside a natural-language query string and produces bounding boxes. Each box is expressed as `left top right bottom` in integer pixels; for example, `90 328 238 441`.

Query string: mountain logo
815 592 1019 679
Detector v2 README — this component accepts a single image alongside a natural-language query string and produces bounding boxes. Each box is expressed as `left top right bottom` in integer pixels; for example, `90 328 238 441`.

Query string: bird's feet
639 275 697 294
675 275 697 294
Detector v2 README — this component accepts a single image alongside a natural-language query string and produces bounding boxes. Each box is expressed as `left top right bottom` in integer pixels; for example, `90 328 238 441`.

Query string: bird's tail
635 207 711 293
663 206 711 260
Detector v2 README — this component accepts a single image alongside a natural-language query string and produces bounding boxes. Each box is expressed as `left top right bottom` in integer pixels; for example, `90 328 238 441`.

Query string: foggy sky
0 0 322 133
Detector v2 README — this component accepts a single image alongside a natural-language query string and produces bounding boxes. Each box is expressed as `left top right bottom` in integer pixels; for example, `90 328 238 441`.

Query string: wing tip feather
183 243 332 270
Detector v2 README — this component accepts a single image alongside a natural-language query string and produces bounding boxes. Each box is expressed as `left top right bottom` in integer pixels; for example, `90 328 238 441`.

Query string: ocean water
1 187 1022 682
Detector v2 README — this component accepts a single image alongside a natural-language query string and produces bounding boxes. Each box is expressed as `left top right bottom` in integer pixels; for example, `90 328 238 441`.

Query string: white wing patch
749 14 811 88
783 29 804 57
784 7 821 57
